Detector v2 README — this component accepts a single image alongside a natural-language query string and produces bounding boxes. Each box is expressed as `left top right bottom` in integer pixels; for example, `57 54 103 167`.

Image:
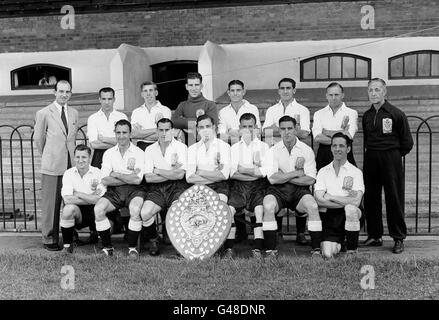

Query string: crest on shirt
166 185 232 260
295 157 305 170
382 118 392 134
342 176 354 191
127 157 136 171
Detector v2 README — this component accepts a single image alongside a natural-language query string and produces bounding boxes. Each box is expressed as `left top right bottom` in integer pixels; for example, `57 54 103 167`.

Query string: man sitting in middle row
228 113 270 258
140 118 189 256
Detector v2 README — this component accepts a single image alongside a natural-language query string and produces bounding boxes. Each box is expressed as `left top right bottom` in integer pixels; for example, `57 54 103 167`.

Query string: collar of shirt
274 98 300 110
277 137 302 153
54 101 67 113
328 160 352 176
197 137 220 150
72 166 94 177
152 138 178 153
142 101 162 111
225 99 250 111
115 142 137 154
367 100 391 114
97 108 119 118
239 136 262 146
322 102 347 115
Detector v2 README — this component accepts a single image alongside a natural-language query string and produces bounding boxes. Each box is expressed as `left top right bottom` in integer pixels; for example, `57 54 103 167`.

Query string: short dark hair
114 119 132 133
196 114 215 127
140 81 158 90
278 78 296 89
331 132 352 148
326 82 344 93
99 87 115 97
228 80 244 90
74 144 91 156
55 80 72 91
239 113 256 124
186 72 202 84
278 115 296 127
157 117 174 128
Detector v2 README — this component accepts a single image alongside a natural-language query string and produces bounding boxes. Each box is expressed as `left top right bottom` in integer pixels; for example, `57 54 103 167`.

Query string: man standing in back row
34 80 79 251
172 72 218 145
362 78 413 254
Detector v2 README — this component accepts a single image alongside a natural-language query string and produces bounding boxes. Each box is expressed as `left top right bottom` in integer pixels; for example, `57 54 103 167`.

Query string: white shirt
101 143 145 180
61 166 106 198
217 100 261 134
144 138 188 173
312 103 358 139
54 101 69 123
262 99 310 132
230 137 270 177
314 160 364 212
187 137 231 180
265 138 317 179
87 109 128 143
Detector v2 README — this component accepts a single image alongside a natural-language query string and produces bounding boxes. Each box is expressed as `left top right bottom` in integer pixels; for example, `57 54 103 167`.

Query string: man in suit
34 80 79 251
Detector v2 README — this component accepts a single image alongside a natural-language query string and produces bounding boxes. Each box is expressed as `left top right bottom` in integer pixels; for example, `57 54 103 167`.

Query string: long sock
144 222 158 240
96 219 112 248
296 216 307 234
61 227 74 245
263 221 277 250
276 216 283 233
308 220 322 250
346 231 360 250
127 219 142 248
253 222 264 250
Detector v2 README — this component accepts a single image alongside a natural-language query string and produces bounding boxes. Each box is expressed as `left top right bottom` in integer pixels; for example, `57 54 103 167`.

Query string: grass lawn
1 242 439 300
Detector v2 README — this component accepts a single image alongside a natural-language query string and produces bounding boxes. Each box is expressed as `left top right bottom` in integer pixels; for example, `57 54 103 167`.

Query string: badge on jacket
382 118 392 133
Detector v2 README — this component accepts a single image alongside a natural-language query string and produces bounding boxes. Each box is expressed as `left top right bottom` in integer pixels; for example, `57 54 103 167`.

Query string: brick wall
0 0 438 53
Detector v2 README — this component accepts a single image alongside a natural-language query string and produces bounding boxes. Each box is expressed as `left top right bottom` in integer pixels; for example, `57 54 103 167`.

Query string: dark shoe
77 231 99 246
44 243 62 251
392 240 404 254
149 238 160 256
222 248 235 259
102 247 114 256
296 233 307 245
63 245 74 254
340 242 347 253
162 231 172 246
363 237 383 247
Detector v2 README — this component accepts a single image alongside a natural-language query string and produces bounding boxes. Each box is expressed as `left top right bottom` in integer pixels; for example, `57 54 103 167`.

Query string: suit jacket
34 102 79 176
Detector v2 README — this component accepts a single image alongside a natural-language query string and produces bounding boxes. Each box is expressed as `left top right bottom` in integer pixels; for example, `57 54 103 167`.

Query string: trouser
41 174 63 245
363 149 407 240
316 144 356 171
91 149 106 169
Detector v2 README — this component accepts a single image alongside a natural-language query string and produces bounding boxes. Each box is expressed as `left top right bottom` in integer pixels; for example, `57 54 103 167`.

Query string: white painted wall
0 49 116 96
218 36 439 91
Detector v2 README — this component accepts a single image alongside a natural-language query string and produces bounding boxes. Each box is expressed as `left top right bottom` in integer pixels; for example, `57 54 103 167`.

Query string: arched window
389 50 439 79
300 53 371 81
11 64 71 90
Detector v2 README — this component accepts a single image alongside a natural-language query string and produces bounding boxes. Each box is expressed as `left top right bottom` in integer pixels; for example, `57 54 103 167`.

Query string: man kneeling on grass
311 132 364 258
60 145 106 254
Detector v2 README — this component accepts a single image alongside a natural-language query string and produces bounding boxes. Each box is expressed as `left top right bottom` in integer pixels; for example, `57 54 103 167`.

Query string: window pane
418 53 430 77
356 59 369 78
390 57 403 78
316 57 328 79
342 57 355 79
404 54 417 77
329 56 342 79
432 54 439 76
302 60 315 80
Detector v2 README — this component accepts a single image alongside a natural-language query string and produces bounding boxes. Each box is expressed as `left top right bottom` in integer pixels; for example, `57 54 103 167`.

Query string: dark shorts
320 208 346 243
144 180 191 211
265 184 311 214
76 205 95 230
228 178 267 212
103 185 147 210
206 180 229 198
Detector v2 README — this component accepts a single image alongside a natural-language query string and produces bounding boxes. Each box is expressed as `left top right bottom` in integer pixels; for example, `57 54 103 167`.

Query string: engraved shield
166 184 232 260
342 176 354 191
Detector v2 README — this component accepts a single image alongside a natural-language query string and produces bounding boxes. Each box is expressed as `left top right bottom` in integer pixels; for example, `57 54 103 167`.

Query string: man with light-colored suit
34 80 79 251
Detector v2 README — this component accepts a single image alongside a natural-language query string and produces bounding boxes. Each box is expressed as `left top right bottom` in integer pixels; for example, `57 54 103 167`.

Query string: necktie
61 106 68 134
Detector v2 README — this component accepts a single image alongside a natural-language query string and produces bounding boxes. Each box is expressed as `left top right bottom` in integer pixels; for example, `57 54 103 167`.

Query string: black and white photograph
0 0 438 308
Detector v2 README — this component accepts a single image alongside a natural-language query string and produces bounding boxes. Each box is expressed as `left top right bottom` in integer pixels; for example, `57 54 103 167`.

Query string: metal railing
0 117 438 234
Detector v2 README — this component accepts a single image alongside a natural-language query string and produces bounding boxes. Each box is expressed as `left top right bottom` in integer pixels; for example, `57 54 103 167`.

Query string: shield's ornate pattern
166 184 232 260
